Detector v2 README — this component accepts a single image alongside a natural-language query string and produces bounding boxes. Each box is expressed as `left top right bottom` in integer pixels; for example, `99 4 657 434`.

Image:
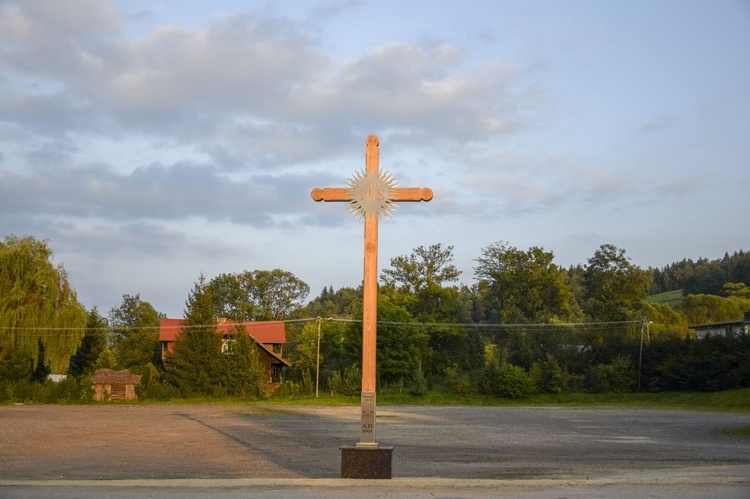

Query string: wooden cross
312 135 432 447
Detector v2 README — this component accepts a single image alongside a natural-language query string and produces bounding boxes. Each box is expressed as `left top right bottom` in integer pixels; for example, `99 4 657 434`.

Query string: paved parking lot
1 404 749 497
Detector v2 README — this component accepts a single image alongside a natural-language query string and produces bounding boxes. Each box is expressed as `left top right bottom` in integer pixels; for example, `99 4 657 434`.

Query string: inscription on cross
312 135 432 448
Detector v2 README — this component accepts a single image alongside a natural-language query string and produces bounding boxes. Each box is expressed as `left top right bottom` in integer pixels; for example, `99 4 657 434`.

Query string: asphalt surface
1 404 749 497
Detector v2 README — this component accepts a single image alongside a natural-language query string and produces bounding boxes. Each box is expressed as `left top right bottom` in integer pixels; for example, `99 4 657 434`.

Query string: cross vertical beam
359 136 379 446
311 135 432 448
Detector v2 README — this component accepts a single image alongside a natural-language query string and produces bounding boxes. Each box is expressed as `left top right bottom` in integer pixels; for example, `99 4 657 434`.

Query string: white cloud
0 0 747 316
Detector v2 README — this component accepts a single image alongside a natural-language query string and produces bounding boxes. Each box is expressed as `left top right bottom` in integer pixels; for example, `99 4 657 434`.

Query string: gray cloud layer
2 0 744 316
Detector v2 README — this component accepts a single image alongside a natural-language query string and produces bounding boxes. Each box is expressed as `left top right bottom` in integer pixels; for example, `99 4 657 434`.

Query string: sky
1 0 749 318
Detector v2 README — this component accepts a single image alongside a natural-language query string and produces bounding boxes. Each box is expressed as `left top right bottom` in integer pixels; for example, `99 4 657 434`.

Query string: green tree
0 340 33 381
677 294 750 326
166 274 223 396
582 244 651 322
682 260 726 296
303 286 362 318
68 307 109 377
290 321 322 380
640 302 689 338
375 299 427 388
474 242 574 323
32 338 51 383
109 294 161 368
721 282 750 299
381 243 460 293
287 317 349 390
723 250 750 287
238 269 310 321
223 327 266 397
0 235 87 373
381 243 468 323
380 244 471 379
206 273 254 321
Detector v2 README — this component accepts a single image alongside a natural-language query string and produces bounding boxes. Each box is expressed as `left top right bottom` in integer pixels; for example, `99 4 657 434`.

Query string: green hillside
645 289 683 307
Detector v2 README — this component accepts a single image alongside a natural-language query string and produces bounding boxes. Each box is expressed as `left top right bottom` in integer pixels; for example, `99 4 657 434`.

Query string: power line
0 317 640 335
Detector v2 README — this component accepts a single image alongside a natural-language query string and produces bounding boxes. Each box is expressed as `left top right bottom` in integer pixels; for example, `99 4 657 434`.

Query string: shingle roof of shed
91 369 142 385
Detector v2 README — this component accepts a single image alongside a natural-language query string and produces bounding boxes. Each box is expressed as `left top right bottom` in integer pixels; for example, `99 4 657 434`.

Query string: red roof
158 318 286 345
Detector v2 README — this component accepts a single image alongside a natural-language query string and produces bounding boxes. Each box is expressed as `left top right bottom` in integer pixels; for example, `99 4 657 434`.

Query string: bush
273 380 306 397
529 353 569 394
327 366 361 396
497 364 533 399
445 364 472 394
408 368 428 396
646 334 750 392
45 377 91 403
585 356 635 393
0 377 91 404
479 363 533 399
301 369 314 396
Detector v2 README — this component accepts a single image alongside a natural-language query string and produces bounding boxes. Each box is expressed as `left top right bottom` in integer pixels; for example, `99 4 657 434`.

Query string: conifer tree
32 338 51 383
166 274 224 396
0 340 33 382
68 307 109 377
223 326 266 397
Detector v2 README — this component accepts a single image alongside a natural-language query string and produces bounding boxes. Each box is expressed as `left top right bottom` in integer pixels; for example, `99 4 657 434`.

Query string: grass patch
645 289 683 307
13 387 748 413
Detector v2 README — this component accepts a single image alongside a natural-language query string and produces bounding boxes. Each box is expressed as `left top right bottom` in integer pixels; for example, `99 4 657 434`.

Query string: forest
1 235 749 402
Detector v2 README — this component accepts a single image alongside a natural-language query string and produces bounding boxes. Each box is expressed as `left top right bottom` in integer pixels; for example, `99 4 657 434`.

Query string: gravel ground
1 404 749 497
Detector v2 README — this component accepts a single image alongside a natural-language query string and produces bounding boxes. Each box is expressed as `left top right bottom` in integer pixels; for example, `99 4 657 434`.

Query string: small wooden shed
92 369 142 401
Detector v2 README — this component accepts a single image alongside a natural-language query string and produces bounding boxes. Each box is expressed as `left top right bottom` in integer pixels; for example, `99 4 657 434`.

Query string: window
221 338 236 354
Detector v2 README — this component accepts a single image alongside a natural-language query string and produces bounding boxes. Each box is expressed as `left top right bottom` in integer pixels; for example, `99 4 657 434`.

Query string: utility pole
638 317 652 392
315 317 322 398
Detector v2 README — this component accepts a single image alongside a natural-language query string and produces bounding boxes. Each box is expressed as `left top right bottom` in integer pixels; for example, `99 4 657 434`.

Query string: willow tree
0 235 87 373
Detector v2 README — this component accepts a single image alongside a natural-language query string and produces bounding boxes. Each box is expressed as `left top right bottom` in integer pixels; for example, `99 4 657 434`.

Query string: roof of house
158 318 286 344
158 318 291 368
689 319 747 329
92 369 142 385
689 313 750 330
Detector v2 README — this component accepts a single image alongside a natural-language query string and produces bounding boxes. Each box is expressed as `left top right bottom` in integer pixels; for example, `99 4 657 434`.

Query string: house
158 318 290 385
92 369 142 401
689 312 750 340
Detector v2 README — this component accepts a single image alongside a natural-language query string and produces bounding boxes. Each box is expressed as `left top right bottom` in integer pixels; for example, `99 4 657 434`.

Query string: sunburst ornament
346 168 398 220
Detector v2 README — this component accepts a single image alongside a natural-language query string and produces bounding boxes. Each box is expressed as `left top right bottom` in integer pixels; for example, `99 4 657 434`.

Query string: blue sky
1 0 748 318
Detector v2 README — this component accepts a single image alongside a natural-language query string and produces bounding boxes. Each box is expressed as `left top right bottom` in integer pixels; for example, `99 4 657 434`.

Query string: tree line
650 250 750 296
1 234 749 403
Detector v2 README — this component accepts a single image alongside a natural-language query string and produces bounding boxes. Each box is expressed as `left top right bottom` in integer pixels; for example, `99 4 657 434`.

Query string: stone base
340 446 394 479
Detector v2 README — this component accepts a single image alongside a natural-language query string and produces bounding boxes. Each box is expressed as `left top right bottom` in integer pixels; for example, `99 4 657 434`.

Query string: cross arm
311 187 349 202
391 187 433 202
311 187 433 203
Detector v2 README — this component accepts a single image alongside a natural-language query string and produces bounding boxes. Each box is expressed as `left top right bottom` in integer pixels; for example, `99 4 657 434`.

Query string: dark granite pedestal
340 446 394 479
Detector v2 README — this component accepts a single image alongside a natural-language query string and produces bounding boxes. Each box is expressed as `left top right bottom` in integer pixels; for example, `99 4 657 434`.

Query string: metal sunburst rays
346 169 399 220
